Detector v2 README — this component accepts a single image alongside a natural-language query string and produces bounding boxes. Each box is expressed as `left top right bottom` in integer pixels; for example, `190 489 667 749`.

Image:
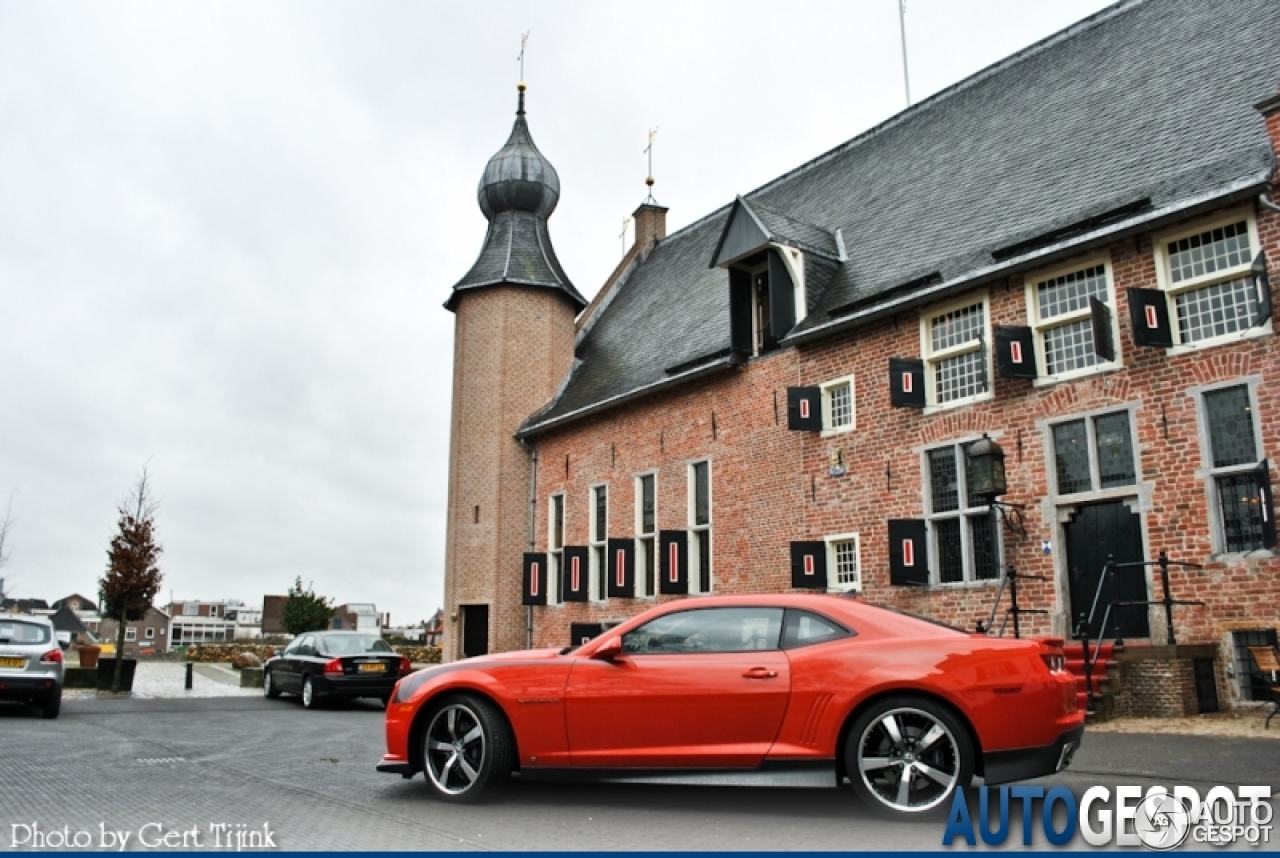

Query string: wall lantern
967 434 1007 501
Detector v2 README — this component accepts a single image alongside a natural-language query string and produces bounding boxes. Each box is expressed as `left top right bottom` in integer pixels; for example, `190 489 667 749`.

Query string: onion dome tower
441 86 583 662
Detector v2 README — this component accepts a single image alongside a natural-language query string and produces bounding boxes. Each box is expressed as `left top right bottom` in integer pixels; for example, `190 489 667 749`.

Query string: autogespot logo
943 784 1273 849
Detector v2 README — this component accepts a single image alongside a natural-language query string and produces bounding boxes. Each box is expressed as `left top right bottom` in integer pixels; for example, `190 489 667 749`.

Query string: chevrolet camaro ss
377 594 1083 816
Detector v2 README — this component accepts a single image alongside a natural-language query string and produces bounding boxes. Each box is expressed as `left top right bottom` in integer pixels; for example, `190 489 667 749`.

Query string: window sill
1165 323 1272 357
1208 548 1276 563
821 425 856 438
932 578 1002 590
1031 361 1122 389
923 391 994 416
1053 485 1141 505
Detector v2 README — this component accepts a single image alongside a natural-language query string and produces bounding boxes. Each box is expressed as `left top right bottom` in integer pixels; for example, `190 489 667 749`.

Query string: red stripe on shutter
800 399 810 419
571 557 580 591
1145 305 1158 329
902 372 913 393
1011 341 1023 364
531 562 540 597
616 549 626 586
804 554 815 576
902 539 915 567
669 543 679 582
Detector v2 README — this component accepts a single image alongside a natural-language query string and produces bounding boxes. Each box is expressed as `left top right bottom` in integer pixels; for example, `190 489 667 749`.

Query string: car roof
0 613 53 626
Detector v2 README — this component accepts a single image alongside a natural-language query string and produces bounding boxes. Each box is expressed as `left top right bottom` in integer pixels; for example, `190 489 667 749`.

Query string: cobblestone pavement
1 696 1276 851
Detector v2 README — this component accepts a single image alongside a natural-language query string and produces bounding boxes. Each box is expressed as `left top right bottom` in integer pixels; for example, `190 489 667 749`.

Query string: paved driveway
2 696 1276 851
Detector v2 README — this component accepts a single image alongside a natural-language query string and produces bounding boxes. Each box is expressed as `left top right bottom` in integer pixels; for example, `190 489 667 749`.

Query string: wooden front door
1064 501 1150 640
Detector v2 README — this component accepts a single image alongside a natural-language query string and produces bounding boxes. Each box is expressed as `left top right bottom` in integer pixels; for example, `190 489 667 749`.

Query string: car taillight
324 658 344 676
41 649 64 664
399 656 412 674
1041 653 1066 673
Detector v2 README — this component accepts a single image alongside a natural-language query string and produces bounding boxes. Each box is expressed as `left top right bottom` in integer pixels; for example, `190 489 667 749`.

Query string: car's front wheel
845 696 973 818
41 692 61 720
420 695 514 803
264 669 280 699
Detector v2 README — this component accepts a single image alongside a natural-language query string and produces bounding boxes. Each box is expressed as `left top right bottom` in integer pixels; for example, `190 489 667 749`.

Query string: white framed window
1048 409 1138 497
820 375 855 435
688 459 713 594
634 472 657 598
589 484 608 601
125 626 137 642
145 627 155 639
1196 382 1271 554
547 492 565 605
824 533 861 593
921 296 991 409
183 603 198 616
1154 212 1264 349
925 442 998 584
1026 258 1120 380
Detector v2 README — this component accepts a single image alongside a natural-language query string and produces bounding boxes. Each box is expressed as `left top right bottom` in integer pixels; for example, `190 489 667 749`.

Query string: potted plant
77 641 102 668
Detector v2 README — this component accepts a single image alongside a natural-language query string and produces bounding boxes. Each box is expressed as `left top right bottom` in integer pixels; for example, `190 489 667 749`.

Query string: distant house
167 599 236 649
226 605 263 639
99 605 171 657
51 593 101 638
261 595 288 636
48 604 94 647
0 598 49 614
330 603 380 633
425 610 443 647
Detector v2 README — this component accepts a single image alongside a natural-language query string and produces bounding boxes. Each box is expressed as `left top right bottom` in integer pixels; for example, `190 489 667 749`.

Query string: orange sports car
377 594 1083 816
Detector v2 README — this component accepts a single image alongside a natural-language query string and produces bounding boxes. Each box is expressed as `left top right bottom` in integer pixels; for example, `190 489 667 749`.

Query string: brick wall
1114 657 1200 718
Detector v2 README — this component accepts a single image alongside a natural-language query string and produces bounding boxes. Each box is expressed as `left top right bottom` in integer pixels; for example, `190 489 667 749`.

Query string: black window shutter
729 268 753 357
787 387 823 431
1255 460 1277 549
1089 297 1116 362
607 538 635 598
658 530 688 594
994 326 1037 379
1127 288 1174 347
889 358 926 408
522 553 548 606
562 546 589 602
887 520 929 587
789 541 828 589
768 249 796 340
1253 252 1272 327
569 623 604 647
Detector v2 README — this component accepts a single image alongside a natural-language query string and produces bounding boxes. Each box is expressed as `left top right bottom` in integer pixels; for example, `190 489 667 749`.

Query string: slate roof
521 0 1279 435
448 209 585 312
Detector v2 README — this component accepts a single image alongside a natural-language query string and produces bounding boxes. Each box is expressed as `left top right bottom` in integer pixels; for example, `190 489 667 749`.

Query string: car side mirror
592 637 622 661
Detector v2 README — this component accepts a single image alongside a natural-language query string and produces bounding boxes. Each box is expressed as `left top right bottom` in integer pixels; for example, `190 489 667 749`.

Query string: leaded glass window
1201 384 1268 554
635 474 656 598
689 461 712 593
925 302 988 405
825 380 853 430
926 443 998 584
1033 264 1112 376
1051 411 1136 495
590 485 608 600
1160 218 1258 346
831 538 860 589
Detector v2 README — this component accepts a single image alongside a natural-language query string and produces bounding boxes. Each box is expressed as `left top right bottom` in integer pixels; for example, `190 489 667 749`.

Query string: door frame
1057 498 1152 640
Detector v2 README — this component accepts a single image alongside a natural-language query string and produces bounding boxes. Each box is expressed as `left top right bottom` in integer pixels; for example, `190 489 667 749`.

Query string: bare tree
0 491 16 602
100 468 164 693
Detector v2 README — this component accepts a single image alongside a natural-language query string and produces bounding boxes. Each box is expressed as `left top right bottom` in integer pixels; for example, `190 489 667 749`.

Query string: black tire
263 669 281 699
420 694 514 803
41 692 61 720
301 676 322 709
844 696 973 818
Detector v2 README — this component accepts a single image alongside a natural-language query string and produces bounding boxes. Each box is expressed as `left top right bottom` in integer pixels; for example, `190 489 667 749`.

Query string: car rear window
318 635 392 655
0 620 52 645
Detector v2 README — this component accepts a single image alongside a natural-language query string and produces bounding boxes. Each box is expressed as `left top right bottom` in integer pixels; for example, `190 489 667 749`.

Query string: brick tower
441 85 585 661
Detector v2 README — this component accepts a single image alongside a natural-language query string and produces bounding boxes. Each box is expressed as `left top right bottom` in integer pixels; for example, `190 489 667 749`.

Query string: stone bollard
240 666 264 688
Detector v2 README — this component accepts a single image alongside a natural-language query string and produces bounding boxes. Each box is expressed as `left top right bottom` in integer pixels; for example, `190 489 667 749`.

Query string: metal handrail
976 564 1048 639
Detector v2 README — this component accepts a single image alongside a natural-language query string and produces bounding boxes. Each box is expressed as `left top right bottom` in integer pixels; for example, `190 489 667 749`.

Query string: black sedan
263 631 412 709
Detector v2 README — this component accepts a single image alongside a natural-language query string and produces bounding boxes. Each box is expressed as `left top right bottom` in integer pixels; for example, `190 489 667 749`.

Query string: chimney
632 202 668 252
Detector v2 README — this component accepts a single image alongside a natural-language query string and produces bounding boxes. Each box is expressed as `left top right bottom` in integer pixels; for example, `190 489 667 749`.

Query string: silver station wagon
0 613 64 718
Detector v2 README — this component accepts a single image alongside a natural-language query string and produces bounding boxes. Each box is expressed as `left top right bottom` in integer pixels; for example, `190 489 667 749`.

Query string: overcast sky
0 0 1114 627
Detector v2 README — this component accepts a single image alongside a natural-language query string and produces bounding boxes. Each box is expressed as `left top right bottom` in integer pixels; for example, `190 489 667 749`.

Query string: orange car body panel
380 594 1082 775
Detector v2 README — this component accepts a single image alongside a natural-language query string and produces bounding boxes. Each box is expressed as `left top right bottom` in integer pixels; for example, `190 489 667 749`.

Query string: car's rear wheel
263 669 280 699
421 695 514 803
301 676 321 709
845 696 972 818
41 692 61 720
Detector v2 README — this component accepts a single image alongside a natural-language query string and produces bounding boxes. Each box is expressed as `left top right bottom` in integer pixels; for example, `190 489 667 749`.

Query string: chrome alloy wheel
424 702 488 797
855 706 961 813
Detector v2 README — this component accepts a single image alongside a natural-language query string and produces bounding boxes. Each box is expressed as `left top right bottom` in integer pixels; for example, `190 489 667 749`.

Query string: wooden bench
1247 646 1280 729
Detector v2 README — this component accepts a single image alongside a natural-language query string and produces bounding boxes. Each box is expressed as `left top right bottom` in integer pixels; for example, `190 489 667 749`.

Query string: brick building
441 0 1280 706
99 605 171 658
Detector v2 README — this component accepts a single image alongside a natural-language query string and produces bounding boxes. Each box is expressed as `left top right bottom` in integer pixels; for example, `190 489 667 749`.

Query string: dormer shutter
1254 252 1272 327
1090 297 1116 362
607 538 635 598
729 268 753 357
658 531 688 594
887 520 929 586
1127 288 1173 347
790 541 827 589
767 250 796 339
787 387 822 431
522 553 548 606
889 358 926 408
562 546 589 602
994 326 1037 379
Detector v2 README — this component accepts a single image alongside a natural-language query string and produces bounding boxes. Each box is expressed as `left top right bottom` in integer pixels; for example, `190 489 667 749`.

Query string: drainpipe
519 437 538 650
1261 193 1280 214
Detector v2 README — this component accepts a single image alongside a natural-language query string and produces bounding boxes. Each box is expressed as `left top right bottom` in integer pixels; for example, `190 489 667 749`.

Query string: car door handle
742 667 778 679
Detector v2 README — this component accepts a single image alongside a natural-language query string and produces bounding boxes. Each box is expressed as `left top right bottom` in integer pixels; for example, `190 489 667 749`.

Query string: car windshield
318 635 392 655
0 620 52 645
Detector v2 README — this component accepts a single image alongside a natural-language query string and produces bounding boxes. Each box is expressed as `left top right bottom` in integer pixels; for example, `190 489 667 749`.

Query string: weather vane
644 127 659 203
518 32 529 84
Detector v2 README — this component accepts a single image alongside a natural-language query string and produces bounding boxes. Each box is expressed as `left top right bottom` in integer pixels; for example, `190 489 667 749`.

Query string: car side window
780 609 851 650
296 636 314 657
283 637 301 656
622 608 784 654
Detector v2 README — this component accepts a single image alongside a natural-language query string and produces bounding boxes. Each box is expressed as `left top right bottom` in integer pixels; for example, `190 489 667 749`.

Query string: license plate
0 657 24 668
358 662 386 673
